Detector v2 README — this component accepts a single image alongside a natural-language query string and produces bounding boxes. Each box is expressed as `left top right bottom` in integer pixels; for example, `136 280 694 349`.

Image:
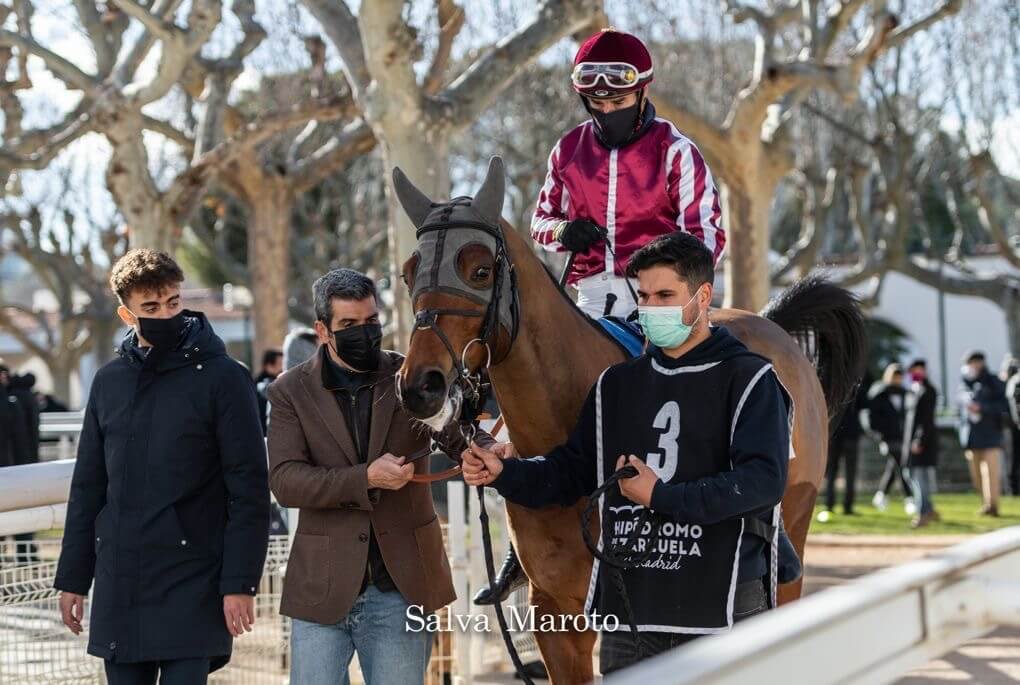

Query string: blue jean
290 585 433 685
909 466 937 515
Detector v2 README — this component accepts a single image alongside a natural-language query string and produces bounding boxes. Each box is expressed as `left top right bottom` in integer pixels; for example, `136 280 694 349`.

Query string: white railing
39 412 84 462
0 460 73 536
609 525 1020 685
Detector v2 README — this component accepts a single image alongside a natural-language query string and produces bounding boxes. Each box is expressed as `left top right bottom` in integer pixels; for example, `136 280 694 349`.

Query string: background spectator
282 327 318 372
1002 357 1020 496
865 363 912 512
958 351 1009 516
254 348 283 433
821 374 870 518
904 360 939 528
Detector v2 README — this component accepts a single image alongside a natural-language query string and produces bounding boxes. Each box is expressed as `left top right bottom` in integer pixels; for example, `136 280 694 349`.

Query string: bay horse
393 157 866 684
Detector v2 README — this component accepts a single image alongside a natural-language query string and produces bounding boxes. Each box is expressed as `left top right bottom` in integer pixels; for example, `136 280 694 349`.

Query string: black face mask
590 101 641 148
138 311 187 351
332 323 383 372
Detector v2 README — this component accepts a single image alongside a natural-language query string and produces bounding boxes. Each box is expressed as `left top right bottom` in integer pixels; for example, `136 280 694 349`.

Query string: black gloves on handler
555 218 607 253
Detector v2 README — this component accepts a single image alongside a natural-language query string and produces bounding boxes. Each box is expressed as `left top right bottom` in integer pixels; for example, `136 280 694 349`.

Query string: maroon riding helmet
572 29 654 100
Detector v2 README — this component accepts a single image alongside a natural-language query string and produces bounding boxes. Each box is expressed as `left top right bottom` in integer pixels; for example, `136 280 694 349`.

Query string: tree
781 0 1020 348
647 0 963 311
0 201 126 402
302 0 605 343
0 1 377 358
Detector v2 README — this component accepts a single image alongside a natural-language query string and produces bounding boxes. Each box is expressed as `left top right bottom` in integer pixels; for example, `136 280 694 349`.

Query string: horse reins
581 466 666 660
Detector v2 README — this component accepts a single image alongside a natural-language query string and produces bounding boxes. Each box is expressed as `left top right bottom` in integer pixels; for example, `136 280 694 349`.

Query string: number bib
583 352 768 633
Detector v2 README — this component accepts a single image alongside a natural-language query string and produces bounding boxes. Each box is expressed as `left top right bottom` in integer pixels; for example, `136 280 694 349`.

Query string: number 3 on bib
646 401 680 481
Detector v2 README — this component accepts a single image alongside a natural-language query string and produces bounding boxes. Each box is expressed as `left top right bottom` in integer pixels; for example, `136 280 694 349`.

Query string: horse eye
474 266 492 280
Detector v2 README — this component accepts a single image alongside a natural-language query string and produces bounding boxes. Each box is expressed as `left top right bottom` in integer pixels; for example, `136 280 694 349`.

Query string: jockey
532 28 725 319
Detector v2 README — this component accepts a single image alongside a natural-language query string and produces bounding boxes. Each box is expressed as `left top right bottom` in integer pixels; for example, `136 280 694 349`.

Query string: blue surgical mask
638 290 703 349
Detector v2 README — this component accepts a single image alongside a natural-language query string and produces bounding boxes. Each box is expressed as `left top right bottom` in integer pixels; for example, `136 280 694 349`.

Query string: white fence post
447 481 469 685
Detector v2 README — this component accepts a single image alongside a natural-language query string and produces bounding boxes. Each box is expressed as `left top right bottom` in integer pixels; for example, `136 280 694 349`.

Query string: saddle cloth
596 316 645 358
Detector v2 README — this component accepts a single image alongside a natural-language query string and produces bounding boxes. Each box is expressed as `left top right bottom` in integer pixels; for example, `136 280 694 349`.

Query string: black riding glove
556 219 607 253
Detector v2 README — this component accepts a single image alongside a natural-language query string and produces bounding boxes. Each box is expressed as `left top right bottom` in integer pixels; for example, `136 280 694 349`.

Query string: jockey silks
491 326 792 633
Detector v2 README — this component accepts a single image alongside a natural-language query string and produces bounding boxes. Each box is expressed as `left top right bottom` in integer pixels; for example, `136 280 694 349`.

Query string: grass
811 493 1020 536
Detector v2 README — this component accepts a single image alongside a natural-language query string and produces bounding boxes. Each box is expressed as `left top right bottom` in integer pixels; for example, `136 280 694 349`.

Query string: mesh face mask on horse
394 157 520 433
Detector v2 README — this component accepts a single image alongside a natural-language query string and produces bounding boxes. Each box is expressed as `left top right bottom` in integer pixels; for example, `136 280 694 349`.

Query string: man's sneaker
872 491 888 511
911 511 938 529
904 497 917 516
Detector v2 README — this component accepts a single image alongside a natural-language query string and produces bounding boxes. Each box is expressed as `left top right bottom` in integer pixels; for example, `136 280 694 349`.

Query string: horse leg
527 586 597 684
779 480 819 604
508 502 598 684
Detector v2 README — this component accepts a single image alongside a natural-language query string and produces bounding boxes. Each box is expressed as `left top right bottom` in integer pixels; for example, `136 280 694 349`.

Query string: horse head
392 156 519 429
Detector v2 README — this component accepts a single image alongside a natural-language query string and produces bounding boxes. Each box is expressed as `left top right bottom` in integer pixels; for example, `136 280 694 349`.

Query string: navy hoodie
492 326 790 583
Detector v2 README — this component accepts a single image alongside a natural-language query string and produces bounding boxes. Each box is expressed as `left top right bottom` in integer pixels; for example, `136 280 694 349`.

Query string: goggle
571 62 651 90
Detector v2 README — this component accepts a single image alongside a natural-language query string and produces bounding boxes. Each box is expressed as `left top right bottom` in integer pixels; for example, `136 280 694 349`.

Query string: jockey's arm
531 144 569 253
668 141 725 263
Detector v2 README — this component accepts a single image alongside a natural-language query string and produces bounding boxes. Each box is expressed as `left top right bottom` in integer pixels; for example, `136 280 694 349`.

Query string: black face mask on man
138 311 187 350
588 99 641 147
331 323 383 372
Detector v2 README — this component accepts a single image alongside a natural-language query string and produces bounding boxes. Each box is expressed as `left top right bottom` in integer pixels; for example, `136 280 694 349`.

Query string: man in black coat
0 363 30 468
958 350 1009 516
54 249 270 684
822 376 869 517
904 360 940 527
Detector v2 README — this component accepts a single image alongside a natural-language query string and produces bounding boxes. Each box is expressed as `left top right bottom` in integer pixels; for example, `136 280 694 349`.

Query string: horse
392 156 866 684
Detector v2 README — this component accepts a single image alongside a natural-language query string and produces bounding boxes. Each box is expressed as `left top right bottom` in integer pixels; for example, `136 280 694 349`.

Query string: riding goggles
571 62 651 90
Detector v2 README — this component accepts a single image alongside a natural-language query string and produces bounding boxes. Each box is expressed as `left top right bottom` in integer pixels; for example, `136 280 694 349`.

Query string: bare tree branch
300 0 371 97
442 0 601 128
0 29 98 92
423 0 465 95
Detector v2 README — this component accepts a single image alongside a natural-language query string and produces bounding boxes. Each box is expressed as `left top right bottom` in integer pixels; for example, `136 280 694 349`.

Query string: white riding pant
575 272 639 319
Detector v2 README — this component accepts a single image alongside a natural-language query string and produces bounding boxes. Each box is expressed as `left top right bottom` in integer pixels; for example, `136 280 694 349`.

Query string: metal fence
0 487 525 684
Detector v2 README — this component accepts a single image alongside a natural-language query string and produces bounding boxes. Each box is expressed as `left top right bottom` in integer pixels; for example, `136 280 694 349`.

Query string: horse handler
463 233 791 675
266 268 492 685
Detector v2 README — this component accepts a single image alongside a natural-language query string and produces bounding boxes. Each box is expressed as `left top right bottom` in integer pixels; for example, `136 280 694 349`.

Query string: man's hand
59 592 86 635
616 455 660 507
367 453 414 490
462 441 515 486
555 219 607 253
224 594 255 637
911 440 923 455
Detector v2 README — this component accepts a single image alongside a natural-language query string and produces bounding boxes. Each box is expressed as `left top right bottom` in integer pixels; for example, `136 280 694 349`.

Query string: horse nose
402 367 448 418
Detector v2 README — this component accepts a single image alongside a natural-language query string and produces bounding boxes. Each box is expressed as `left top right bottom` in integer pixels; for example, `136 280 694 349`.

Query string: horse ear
471 156 505 225
391 166 434 227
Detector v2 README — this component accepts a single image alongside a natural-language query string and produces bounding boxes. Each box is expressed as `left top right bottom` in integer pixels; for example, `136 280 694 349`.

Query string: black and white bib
583 353 781 633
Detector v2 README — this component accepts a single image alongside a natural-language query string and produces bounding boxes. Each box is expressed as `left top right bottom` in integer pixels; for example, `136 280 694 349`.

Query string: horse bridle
402 204 520 482
409 209 520 432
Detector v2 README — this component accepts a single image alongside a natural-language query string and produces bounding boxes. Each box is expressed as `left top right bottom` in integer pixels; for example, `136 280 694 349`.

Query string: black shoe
473 545 527 606
514 660 548 680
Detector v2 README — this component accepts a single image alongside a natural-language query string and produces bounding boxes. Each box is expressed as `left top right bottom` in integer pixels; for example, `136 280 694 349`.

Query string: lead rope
476 481 535 685
580 466 665 660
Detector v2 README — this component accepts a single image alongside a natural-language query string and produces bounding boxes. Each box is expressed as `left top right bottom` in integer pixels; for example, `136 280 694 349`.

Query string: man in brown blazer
267 268 478 685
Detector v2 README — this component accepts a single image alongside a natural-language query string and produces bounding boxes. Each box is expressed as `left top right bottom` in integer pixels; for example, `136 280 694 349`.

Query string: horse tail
761 275 868 418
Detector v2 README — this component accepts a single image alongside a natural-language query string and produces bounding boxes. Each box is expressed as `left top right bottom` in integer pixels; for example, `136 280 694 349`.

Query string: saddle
596 316 645 358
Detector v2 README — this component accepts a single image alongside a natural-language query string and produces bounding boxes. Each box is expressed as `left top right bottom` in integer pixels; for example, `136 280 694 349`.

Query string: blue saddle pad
596 317 645 358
